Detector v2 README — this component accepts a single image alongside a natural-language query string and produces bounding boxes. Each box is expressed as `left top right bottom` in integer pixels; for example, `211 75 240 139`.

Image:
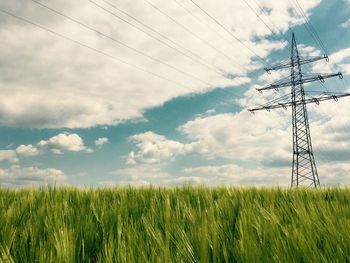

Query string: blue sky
0 0 350 187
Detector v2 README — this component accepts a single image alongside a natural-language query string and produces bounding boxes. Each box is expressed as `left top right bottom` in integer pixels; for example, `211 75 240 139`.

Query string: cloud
0 150 19 163
109 164 208 186
122 47 350 186
312 47 350 74
0 0 321 128
123 94 350 186
164 176 209 186
340 18 350 28
126 93 350 182
107 165 171 186
106 159 350 187
0 166 67 187
297 44 322 56
178 111 291 165
126 110 291 166
183 162 350 186
37 133 93 154
95 137 109 146
127 131 193 164
16 144 40 156
184 164 289 186
7 133 92 162
111 165 170 178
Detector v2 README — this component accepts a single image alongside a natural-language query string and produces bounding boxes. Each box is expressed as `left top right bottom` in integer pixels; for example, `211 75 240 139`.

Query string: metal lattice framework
249 33 350 188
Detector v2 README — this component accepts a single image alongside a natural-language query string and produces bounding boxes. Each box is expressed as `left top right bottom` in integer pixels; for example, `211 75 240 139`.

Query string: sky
0 0 350 187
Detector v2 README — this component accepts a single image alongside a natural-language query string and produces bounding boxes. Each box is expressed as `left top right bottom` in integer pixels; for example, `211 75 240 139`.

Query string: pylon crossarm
264 55 328 72
257 72 343 92
304 91 350 98
248 93 350 112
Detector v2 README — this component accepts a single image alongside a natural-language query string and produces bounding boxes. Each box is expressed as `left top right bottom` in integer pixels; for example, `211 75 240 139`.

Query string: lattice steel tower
249 33 350 188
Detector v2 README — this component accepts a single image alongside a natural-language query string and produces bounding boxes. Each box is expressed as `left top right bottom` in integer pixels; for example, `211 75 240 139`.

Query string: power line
239 0 337 107
2 0 298 113
32 0 213 87
183 0 297 101
140 0 234 63
101 0 237 70
170 0 292 100
250 0 290 39
188 0 302 100
294 0 328 54
188 0 294 98
0 7 250 112
288 0 328 55
101 0 200 62
87 0 256 97
188 0 268 65
144 0 296 100
0 8 184 88
241 0 288 48
171 0 234 47
87 0 225 76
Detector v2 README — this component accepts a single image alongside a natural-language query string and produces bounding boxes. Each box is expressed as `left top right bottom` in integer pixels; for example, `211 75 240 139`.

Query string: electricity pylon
248 33 350 188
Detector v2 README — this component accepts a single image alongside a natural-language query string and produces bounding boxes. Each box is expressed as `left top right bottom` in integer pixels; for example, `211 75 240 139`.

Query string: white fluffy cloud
127 110 292 166
179 111 291 165
0 166 67 187
16 144 40 156
312 47 350 74
5 133 92 163
0 0 321 128
37 133 92 154
0 150 19 163
95 137 109 146
127 131 193 164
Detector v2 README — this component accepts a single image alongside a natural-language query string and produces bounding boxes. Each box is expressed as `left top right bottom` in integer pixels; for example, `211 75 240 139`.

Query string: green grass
0 187 349 262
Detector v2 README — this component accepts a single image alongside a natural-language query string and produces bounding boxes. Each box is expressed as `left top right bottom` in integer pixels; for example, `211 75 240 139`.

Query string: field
0 187 349 262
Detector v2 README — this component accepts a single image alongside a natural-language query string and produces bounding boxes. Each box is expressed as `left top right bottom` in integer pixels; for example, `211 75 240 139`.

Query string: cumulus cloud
179 111 291 165
0 166 67 187
37 133 93 154
5 133 91 163
0 150 19 163
95 137 109 147
126 109 292 166
127 131 193 164
0 0 321 128
16 144 40 156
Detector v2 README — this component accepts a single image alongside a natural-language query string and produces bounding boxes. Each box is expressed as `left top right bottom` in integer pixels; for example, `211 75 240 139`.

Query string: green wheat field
0 187 349 262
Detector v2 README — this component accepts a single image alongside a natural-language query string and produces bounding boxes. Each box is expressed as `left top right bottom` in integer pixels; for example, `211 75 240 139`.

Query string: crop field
0 187 349 262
